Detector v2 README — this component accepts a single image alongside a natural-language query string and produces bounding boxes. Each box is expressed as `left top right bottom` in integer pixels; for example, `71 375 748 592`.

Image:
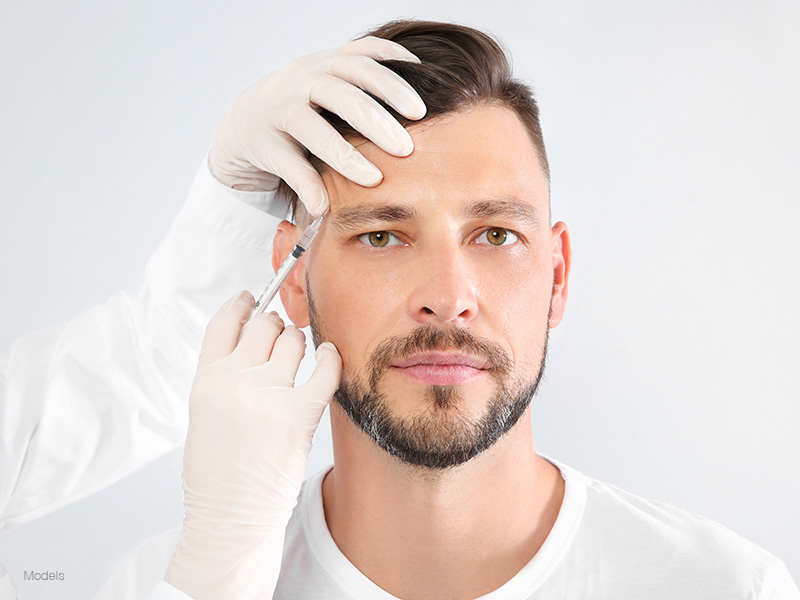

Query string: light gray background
1 0 798 598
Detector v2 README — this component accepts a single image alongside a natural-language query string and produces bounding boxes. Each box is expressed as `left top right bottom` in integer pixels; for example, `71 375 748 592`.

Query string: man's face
282 105 570 469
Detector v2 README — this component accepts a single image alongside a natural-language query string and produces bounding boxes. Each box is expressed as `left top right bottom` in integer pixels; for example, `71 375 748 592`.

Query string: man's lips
389 352 488 385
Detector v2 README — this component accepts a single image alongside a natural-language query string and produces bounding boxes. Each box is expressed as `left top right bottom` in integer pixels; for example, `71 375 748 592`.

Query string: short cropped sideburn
278 19 549 223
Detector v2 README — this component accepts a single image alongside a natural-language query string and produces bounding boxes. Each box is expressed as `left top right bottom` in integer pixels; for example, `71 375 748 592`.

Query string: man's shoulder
580 470 765 553
560 463 789 594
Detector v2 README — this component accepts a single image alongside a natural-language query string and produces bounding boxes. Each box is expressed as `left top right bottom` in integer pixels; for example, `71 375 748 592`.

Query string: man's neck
321 403 565 600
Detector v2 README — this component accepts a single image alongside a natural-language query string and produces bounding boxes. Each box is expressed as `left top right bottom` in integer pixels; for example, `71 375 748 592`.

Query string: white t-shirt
99 459 800 600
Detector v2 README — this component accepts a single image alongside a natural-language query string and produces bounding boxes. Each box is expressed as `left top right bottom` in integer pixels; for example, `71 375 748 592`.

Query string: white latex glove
166 291 341 600
208 36 427 216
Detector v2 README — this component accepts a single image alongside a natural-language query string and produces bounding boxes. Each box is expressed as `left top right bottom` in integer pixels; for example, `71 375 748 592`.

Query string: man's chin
333 377 537 471
377 374 499 415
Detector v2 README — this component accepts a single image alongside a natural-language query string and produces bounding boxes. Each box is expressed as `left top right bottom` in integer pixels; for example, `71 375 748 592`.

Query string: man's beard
308 288 549 470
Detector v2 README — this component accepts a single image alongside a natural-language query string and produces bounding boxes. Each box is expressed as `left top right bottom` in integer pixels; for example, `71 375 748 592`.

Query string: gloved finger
197 291 254 371
329 54 426 121
236 311 285 369
261 325 306 385
310 72 414 157
344 36 422 64
255 136 330 216
299 342 342 403
282 106 383 187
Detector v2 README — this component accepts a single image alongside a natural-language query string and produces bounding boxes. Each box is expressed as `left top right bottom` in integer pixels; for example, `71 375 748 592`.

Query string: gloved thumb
197 290 254 371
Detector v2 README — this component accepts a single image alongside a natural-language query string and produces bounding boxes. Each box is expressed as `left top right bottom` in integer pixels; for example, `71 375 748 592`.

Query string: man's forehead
322 105 550 219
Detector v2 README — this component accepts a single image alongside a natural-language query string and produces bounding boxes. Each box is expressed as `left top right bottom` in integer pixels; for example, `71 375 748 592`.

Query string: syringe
249 214 325 320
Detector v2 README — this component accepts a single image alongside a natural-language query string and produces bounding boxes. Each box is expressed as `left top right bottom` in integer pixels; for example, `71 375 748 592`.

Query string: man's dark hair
280 19 549 221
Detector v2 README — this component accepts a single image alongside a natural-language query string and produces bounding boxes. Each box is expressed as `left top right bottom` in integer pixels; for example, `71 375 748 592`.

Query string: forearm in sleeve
0 157 285 530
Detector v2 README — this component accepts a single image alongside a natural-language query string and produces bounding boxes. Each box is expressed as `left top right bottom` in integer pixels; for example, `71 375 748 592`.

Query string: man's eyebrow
329 204 419 231
328 198 542 232
464 198 542 227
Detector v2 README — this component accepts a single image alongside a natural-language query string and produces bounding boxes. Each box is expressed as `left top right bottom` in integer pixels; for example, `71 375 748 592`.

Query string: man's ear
272 220 310 327
548 221 571 328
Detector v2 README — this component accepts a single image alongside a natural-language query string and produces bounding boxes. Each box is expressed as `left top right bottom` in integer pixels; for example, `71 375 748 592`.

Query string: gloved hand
166 291 341 600
209 36 427 216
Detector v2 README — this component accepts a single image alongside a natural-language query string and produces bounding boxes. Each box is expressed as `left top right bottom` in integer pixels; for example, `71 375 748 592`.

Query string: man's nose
406 242 479 326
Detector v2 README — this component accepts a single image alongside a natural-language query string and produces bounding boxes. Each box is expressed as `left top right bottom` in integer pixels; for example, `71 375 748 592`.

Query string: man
100 20 797 600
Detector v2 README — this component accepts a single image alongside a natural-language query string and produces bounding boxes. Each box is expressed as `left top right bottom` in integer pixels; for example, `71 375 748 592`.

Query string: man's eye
476 227 519 246
358 231 402 248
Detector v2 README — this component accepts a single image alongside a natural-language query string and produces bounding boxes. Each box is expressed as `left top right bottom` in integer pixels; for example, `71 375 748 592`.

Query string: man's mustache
365 326 512 388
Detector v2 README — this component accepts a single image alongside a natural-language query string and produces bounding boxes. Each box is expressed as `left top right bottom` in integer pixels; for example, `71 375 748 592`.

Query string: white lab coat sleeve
0 156 286 531
146 584 193 600
92 530 183 600
0 563 17 600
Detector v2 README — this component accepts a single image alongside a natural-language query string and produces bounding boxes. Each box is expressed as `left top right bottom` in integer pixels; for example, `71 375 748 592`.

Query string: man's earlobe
272 220 311 327
548 221 571 329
